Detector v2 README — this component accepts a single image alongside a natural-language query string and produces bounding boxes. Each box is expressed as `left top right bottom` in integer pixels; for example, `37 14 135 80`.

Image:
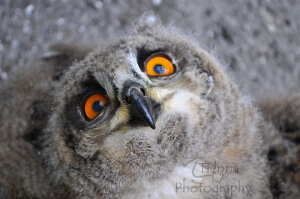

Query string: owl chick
0 21 289 199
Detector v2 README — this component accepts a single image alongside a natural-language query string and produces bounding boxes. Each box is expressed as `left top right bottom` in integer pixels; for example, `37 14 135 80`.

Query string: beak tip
150 123 156 129
146 116 156 129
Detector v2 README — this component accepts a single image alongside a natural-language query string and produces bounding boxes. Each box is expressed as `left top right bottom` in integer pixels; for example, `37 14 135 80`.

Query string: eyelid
144 52 173 63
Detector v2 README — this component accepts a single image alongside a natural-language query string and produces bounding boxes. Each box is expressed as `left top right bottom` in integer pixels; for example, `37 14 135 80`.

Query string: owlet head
47 21 237 197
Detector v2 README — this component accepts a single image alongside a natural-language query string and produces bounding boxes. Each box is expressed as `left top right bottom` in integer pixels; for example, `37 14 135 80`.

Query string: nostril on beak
125 88 144 105
140 88 146 96
122 80 146 104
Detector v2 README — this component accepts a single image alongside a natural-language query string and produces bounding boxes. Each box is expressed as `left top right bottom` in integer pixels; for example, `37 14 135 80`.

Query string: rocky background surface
1 0 299 99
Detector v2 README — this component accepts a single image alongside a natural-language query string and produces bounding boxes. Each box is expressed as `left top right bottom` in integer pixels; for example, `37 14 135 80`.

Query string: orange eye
144 53 175 76
83 93 107 120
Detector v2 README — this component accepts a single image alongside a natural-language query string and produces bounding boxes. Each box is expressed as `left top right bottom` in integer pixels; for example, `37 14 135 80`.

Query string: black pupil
154 64 165 74
92 101 103 112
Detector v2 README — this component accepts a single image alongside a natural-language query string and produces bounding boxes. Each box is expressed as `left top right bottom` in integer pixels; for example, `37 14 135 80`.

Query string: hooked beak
129 89 156 129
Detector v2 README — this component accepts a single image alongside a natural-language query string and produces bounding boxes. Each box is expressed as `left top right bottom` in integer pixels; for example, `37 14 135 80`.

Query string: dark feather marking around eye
136 46 166 72
62 75 106 131
80 75 106 94
23 128 42 150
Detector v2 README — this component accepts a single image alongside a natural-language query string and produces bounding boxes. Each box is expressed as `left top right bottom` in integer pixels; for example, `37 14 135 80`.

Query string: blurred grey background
1 0 299 99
